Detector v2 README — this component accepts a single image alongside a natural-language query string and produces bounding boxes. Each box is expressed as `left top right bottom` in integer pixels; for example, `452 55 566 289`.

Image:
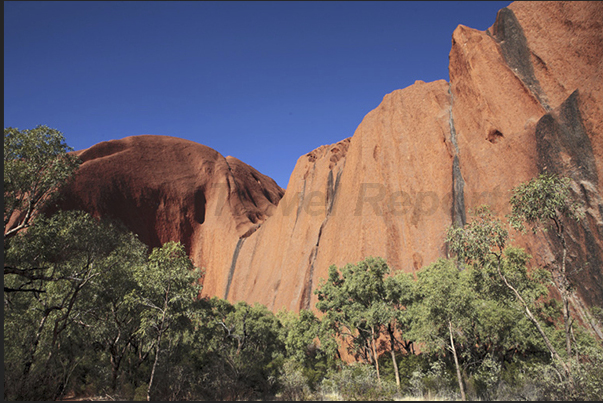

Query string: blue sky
4 1 511 188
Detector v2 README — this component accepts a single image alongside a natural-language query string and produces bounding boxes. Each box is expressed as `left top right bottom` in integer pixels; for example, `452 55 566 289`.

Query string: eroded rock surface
49 135 283 300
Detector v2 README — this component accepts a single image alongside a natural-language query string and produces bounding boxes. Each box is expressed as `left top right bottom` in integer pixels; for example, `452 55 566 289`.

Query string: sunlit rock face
448 1 603 320
227 1 603 318
229 81 455 312
53 2 602 329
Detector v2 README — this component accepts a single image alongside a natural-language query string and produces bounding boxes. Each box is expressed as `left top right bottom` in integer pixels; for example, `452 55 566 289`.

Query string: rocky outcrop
449 1 603 321
227 82 455 312
225 2 603 318
47 2 602 328
48 134 284 300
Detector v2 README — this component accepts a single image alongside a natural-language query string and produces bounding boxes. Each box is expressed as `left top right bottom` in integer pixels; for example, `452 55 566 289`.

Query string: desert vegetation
4 126 603 401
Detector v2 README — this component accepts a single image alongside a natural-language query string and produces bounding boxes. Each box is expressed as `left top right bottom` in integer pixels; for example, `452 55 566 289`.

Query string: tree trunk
22 311 50 381
496 261 574 386
370 326 381 382
448 320 466 401
387 323 401 390
147 285 170 401
559 231 573 357
147 332 163 402
110 351 121 393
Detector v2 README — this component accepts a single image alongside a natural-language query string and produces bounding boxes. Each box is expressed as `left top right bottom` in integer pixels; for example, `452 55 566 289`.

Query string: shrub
319 363 397 401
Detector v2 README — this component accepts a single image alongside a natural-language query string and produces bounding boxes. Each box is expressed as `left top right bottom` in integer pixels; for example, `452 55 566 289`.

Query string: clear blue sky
4 1 511 188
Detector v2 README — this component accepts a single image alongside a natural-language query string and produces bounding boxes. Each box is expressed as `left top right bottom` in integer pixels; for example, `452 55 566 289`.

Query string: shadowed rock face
48 134 284 300
46 2 602 328
448 1 603 327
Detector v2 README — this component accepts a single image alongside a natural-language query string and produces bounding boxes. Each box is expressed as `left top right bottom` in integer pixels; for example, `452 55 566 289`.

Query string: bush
278 360 314 401
133 383 148 401
319 363 397 401
409 359 458 400
466 356 502 400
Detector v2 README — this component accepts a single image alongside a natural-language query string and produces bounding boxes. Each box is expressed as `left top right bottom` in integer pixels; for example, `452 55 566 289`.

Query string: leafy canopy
509 172 584 233
4 125 80 239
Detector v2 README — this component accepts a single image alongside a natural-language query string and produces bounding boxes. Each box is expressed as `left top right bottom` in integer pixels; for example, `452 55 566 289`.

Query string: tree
386 270 420 380
277 308 339 391
4 211 143 399
74 227 149 394
129 241 202 401
314 257 403 388
196 298 285 400
509 173 585 358
4 125 80 241
406 258 475 400
447 205 574 386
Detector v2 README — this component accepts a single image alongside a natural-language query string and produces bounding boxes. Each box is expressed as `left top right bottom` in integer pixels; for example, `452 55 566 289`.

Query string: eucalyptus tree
74 226 149 394
4 125 80 241
447 205 574 385
129 241 203 401
277 308 338 389
314 257 404 387
509 173 586 357
4 211 141 399
384 270 418 390
405 258 476 401
196 298 285 400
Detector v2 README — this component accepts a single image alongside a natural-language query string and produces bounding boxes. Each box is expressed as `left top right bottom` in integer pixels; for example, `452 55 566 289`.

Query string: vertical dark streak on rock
300 222 325 311
224 237 245 300
293 178 307 229
448 86 466 229
536 91 597 183
300 165 344 310
326 169 343 215
490 7 551 112
535 90 603 323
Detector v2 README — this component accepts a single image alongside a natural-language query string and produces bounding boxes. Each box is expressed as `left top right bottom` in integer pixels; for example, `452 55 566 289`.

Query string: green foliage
277 360 314 401
277 308 338 390
510 172 589 368
4 125 80 239
128 241 202 400
131 240 202 341
509 172 584 233
314 257 394 363
447 205 508 265
406 259 474 352
4 211 148 400
5 129 603 401
319 363 398 401
376 351 428 394
190 298 285 400
409 359 457 400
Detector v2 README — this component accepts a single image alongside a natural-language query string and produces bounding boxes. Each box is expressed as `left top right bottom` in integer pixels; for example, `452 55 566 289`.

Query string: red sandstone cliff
49 135 284 300
47 2 602 332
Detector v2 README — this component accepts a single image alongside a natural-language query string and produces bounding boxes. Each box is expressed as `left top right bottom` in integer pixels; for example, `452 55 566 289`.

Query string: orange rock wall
48 2 603 321
224 1 603 318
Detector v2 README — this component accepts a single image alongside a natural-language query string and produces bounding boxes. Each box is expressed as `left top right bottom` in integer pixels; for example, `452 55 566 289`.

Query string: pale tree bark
147 282 170 401
387 323 401 390
495 256 574 389
448 320 465 401
370 326 381 382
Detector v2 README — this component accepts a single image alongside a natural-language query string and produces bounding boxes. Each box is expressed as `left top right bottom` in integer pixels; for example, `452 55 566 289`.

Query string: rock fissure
448 85 467 229
300 161 346 310
300 220 326 311
224 237 246 300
